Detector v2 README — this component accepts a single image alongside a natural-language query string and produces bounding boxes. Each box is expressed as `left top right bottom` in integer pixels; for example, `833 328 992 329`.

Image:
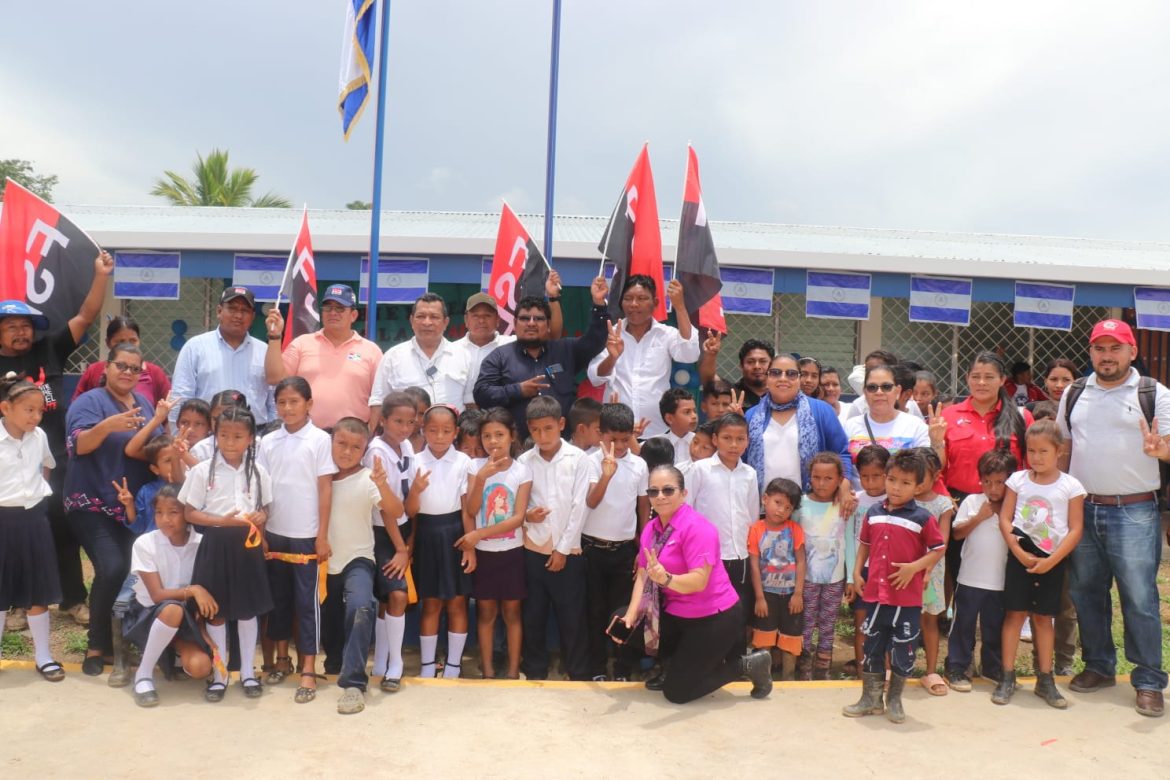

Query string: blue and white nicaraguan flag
1133 287 1170 332
232 254 286 302
806 271 871 320
113 252 180 300
1014 281 1075 331
909 275 972 326
338 0 376 140
720 267 774 316
480 258 492 292
359 258 429 304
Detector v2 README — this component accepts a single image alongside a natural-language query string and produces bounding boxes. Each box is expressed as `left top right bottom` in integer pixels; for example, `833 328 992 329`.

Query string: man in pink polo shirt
264 284 383 429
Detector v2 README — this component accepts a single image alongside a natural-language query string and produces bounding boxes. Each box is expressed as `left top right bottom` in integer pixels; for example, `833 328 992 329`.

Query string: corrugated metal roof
5 204 1169 285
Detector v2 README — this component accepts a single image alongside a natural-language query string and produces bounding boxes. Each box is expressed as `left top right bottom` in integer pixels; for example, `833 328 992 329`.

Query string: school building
68 205 1170 395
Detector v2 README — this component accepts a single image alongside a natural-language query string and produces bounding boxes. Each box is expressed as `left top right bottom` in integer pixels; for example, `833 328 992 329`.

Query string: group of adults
1 258 1165 714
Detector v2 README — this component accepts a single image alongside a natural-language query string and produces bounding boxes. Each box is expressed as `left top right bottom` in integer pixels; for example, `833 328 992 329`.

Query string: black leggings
68 510 133 655
658 602 745 704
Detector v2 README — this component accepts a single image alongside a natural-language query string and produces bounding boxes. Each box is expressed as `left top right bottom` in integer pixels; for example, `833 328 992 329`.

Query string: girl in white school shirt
409 404 476 678
178 406 274 702
0 373 64 682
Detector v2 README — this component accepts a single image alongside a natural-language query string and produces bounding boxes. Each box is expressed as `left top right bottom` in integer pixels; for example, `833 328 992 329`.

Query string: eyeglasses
646 486 681 498
865 383 897 393
110 361 143 375
517 314 548 323
767 368 800 379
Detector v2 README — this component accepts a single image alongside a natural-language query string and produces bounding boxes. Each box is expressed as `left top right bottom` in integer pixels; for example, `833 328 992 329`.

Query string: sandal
241 677 263 699
294 673 317 704
380 675 401 693
264 656 293 685
921 672 948 696
205 681 227 703
37 661 65 682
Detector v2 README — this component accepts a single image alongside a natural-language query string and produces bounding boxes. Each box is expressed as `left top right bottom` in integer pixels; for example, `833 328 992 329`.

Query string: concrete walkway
0 662 1163 778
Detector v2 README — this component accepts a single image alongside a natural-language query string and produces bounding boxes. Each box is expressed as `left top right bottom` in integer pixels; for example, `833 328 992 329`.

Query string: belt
581 534 634 551
1084 491 1157 507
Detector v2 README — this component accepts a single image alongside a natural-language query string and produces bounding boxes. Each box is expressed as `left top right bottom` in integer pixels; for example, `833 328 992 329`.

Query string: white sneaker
337 687 365 715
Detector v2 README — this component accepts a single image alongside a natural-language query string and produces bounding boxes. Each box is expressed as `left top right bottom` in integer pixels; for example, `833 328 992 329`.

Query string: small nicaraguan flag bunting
113 252 181 300
909 275 972 326
1013 281 1075 331
359 257 430 304
721 267 774 316
806 271 871 320
1133 287 1170 332
604 262 676 312
232 254 287 302
480 258 492 292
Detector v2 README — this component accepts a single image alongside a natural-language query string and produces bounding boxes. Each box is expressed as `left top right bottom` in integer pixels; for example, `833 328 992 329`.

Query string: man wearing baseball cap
170 285 275 424
264 284 382 429
1058 318 1169 716
0 250 115 629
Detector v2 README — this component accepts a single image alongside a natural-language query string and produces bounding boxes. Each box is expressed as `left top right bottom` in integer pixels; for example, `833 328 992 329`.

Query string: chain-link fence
125 278 218 374
64 323 102 374
715 295 781 380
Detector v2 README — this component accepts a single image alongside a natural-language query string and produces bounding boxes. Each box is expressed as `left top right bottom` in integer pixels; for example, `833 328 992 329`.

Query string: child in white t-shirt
993 420 1085 709
944 449 1016 692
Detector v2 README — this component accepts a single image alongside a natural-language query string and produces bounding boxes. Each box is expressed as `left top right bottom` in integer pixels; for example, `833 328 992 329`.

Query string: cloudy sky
4 1 1169 240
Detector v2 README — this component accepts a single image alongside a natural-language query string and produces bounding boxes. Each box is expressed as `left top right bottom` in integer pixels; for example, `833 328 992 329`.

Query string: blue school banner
806 271 871 320
358 257 430 304
1134 287 1170 332
232 254 286 302
113 252 181 300
909 275 972 326
1014 282 1075 331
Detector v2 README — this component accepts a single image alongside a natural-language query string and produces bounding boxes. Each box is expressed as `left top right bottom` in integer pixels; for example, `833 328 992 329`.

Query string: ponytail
0 371 40 410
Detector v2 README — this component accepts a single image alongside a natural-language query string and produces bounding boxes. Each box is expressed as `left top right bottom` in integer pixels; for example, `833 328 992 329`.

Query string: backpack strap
1138 376 1157 425
1063 377 1089 432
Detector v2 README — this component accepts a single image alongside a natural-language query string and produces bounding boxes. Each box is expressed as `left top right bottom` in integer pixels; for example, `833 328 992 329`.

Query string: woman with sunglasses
842 364 931 488
64 343 162 675
616 465 773 703
744 354 855 507
71 316 171 408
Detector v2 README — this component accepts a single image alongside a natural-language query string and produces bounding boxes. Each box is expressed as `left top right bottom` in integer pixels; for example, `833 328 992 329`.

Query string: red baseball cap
1089 319 1136 347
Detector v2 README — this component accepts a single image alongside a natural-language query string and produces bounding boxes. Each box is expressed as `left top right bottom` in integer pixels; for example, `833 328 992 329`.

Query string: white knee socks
385 614 406 679
136 618 178 684
444 631 466 678
372 615 389 678
419 634 438 678
206 622 228 685
28 611 53 669
237 618 258 680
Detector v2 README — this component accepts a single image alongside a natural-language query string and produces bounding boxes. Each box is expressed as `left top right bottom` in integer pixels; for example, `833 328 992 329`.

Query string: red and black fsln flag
598 144 667 322
676 145 726 333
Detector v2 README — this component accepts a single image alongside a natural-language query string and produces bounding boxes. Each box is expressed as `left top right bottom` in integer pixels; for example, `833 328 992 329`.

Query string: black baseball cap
220 286 256 306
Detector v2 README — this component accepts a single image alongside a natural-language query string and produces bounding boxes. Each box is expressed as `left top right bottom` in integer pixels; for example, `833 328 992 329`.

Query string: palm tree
151 149 291 208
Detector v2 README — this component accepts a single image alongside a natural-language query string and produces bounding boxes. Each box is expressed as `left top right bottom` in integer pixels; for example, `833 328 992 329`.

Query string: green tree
0 159 58 202
346 200 372 210
151 149 291 208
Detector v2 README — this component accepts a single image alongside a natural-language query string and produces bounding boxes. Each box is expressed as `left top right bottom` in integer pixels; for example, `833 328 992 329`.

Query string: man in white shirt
368 293 472 429
454 293 516 406
587 276 699 437
1057 319 1170 717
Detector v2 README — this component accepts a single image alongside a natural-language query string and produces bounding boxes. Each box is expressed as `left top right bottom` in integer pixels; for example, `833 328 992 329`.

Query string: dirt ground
0 665 1165 778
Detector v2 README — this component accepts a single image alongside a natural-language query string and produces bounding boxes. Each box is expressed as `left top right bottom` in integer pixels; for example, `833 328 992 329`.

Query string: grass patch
2 632 31 656
63 630 88 656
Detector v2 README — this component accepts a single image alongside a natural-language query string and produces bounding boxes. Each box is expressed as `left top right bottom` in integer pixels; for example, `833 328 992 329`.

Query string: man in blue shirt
170 286 275 424
474 276 608 439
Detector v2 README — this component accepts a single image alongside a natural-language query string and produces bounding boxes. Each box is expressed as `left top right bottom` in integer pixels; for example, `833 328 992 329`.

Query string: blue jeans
1069 499 1167 691
328 558 377 691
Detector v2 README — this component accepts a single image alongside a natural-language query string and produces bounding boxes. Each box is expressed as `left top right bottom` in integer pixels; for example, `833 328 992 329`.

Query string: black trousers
584 539 637 678
945 583 1004 674
68 510 133 655
521 549 589 680
50 465 86 608
658 602 746 704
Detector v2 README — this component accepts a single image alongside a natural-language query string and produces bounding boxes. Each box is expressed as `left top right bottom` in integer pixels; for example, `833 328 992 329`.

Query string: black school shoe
134 681 160 708
81 655 105 677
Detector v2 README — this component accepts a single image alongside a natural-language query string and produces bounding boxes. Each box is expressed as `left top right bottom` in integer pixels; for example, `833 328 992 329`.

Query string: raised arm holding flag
598 144 667 322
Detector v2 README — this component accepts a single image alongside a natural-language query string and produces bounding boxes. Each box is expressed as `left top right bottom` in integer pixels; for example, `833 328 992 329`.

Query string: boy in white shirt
581 403 648 681
518 397 591 680
658 388 698 466
944 449 1016 692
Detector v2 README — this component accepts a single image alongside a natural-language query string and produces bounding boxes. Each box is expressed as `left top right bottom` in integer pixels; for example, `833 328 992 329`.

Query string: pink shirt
282 330 383 428
638 504 740 619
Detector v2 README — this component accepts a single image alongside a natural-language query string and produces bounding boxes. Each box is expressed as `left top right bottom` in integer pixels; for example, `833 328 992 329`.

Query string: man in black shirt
474 276 609 439
0 251 114 625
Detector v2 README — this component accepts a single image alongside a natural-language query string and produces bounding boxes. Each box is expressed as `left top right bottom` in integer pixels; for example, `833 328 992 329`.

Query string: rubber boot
1034 672 1068 709
885 674 908 723
991 670 1017 705
107 614 131 688
780 652 796 682
812 651 832 681
741 649 773 699
842 671 886 717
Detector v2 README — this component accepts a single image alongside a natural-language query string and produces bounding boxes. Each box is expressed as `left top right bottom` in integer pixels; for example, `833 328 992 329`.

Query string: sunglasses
646 486 681 498
865 382 897 393
767 368 800 379
110 361 143 375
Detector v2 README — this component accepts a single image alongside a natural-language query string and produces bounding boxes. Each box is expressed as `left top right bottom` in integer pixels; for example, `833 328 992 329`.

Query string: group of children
0 362 1087 721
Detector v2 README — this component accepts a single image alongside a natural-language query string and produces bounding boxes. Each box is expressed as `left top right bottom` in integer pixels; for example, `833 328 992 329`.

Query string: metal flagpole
542 0 563 265
366 0 393 342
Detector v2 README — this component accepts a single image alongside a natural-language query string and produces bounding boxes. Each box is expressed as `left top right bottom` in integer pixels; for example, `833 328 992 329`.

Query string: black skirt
472 547 526 601
374 519 412 600
122 598 210 654
191 525 274 621
414 511 471 601
0 502 61 610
